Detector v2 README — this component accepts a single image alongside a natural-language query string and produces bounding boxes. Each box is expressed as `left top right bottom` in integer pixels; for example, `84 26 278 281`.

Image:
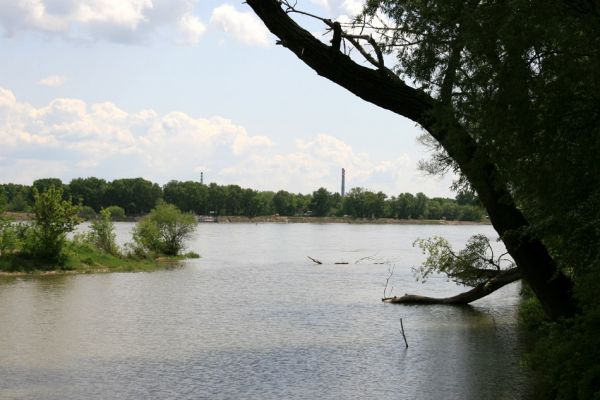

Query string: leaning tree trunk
246 0 577 320
383 268 522 304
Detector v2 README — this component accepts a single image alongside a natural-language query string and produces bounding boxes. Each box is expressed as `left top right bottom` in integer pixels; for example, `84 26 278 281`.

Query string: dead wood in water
307 256 322 264
382 267 522 305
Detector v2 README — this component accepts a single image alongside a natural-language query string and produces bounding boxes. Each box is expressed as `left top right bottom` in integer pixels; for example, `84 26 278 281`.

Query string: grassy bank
0 241 197 276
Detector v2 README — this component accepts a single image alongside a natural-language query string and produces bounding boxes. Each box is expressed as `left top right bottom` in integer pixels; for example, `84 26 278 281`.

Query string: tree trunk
383 267 522 304
246 0 577 319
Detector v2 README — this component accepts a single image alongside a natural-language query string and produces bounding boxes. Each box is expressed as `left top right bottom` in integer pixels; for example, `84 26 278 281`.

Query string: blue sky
0 0 454 197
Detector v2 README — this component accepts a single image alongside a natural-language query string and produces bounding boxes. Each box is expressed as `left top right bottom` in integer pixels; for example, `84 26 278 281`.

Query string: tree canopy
247 1 600 396
246 0 600 320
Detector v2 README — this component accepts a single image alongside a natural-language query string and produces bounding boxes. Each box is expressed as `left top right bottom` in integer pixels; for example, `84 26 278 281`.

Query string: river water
0 223 530 400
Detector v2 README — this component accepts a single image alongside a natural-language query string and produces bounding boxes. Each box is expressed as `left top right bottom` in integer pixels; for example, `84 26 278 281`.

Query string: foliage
0 216 17 256
104 205 126 220
343 187 387 218
520 287 600 400
272 190 297 216
78 206 97 220
131 203 197 257
69 177 107 212
104 178 162 215
33 178 64 195
88 208 119 255
22 186 80 264
0 187 7 212
163 180 209 214
311 187 332 217
413 235 513 287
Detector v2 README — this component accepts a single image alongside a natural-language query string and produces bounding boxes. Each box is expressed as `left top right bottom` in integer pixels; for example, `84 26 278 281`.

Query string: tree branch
383 267 522 305
246 0 576 319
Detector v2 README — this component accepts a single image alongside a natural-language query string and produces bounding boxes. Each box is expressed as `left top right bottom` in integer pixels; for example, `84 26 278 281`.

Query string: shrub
22 187 80 264
131 203 196 257
0 216 17 256
88 208 119 255
104 205 126 221
78 206 97 220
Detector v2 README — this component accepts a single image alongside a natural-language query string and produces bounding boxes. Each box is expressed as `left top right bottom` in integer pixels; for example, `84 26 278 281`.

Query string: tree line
0 177 484 221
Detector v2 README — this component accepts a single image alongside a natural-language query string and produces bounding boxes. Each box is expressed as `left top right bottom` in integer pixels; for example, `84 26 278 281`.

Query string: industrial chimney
341 168 346 196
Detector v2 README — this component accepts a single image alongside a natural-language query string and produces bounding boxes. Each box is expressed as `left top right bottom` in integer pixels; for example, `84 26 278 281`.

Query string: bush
104 205 126 221
0 216 17 256
22 187 80 264
131 203 196 257
520 285 600 400
78 206 97 220
88 208 119 255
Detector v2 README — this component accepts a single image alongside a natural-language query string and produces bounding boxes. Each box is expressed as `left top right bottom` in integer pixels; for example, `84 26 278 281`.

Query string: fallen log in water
382 267 522 305
307 256 322 264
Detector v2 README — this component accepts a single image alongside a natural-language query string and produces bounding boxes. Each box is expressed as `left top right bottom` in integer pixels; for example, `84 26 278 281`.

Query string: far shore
2 211 490 225
214 215 490 225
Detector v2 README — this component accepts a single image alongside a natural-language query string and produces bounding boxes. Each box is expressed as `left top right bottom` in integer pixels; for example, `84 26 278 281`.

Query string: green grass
0 241 198 275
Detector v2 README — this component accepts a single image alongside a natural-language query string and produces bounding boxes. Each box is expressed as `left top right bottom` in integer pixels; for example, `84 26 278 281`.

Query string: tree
311 187 332 217
163 181 209 214
69 177 107 211
33 178 64 195
104 205 126 220
24 186 80 264
385 235 521 304
88 208 119 255
132 203 197 257
0 190 17 257
273 190 296 216
0 187 7 212
105 178 162 215
245 0 592 320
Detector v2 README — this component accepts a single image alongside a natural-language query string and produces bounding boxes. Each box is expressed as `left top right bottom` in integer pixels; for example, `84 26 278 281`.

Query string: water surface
0 223 530 399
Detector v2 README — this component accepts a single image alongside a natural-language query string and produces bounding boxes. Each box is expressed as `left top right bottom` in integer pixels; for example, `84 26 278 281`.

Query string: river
0 223 530 399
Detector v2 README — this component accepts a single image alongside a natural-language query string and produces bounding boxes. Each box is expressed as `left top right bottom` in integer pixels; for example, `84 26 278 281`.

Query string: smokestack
200 172 204 185
341 168 345 196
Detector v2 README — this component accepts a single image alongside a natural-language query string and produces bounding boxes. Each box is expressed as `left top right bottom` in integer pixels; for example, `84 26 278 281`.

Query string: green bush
0 216 17 256
520 285 600 400
131 202 196 257
104 205 126 221
88 208 119 255
78 205 97 220
22 187 80 265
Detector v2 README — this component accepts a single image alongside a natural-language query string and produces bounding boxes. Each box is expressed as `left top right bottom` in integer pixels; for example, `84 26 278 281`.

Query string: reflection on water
0 223 530 399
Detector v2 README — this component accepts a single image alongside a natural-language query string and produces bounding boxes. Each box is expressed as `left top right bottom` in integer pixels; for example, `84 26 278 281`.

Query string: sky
0 0 455 197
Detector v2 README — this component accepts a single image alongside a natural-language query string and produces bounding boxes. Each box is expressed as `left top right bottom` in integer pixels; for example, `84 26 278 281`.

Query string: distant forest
0 177 484 221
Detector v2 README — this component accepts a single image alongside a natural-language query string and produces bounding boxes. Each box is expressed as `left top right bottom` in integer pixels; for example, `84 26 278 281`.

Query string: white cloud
0 0 206 44
0 87 273 183
177 14 206 45
210 4 270 47
0 87 453 196
37 75 67 87
340 0 364 15
311 0 331 9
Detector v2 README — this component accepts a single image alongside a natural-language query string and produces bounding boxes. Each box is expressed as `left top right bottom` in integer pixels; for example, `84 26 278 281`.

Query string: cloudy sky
0 0 454 197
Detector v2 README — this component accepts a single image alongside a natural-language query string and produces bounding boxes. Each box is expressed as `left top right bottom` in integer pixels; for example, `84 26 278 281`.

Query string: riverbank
215 215 490 225
0 242 197 276
3 211 489 225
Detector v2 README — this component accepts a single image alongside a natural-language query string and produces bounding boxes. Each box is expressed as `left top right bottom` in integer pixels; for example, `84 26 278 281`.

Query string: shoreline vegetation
2 211 489 225
0 190 200 276
1 178 486 223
